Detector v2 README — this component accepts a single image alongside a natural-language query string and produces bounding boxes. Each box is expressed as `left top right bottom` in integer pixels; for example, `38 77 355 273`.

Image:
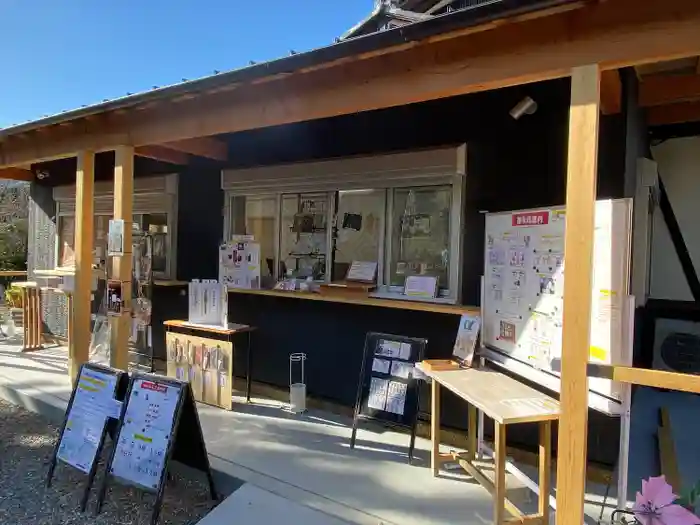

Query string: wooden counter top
164 319 255 335
154 280 189 287
228 288 478 316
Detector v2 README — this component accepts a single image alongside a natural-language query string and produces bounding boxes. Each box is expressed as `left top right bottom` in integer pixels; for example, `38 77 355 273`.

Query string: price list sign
46 363 126 512
97 373 217 525
110 379 180 490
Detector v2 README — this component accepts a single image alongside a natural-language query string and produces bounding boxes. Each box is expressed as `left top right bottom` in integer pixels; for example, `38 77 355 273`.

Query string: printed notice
385 381 407 416
57 368 118 474
376 340 401 359
372 358 391 374
367 377 389 411
398 342 412 361
110 379 180 490
390 361 414 379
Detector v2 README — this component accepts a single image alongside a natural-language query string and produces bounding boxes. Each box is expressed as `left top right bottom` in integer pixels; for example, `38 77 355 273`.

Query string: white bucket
290 383 307 414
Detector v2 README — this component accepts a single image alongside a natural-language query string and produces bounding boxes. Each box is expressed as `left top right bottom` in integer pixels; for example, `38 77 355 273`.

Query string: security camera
510 96 538 120
36 170 50 180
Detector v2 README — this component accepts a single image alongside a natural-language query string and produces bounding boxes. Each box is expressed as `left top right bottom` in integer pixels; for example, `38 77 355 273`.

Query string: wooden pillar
555 64 601 524
109 145 134 371
70 151 95 380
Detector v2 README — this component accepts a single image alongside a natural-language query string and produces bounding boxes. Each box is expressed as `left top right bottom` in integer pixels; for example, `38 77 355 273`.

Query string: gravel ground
0 399 220 525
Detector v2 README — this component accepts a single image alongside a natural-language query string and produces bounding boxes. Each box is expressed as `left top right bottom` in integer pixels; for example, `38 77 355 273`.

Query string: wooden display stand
419 362 559 525
164 320 256 407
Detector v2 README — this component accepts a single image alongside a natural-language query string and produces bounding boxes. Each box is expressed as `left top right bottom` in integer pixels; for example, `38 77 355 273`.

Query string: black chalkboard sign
46 363 128 512
350 332 427 464
95 373 217 525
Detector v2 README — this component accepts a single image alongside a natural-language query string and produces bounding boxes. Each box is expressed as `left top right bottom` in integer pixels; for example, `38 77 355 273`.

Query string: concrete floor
0 341 618 524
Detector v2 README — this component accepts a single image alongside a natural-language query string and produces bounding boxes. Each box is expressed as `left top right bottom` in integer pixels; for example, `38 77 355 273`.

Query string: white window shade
221 146 466 194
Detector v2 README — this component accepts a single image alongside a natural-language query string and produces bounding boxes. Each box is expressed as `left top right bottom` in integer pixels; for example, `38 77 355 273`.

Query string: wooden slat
3 0 700 168
110 145 134 371
555 64 601 525
163 319 255 335
71 151 95 381
135 145 189 165
160 137 228 161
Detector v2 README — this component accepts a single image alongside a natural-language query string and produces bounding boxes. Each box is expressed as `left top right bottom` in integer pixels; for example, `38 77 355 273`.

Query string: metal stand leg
408 422 417 465
246 331 252 403
431 379 441 477
350 418 359 449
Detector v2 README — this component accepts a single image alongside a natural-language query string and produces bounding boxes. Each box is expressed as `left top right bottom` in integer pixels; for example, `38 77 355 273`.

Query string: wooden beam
590 363 700 393
0 167 33 181
600 69 622 114
135 145 189 165
110 146 134 372
70 151 95 381
640 73 700 107
2 0 700 168
647 100 700 125
555 64 601 525
160 137 228 161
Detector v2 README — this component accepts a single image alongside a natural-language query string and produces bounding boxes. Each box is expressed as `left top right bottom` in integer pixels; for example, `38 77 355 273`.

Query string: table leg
246 331 252 403
468 404 478 461
431 379 441 477
494 422 506 525
539 420 552 525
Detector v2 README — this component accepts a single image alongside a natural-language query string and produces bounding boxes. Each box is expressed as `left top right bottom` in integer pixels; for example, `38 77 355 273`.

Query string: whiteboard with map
482 199 633 406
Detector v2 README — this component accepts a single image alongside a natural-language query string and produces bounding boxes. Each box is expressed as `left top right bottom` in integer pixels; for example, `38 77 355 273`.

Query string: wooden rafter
640 73 700 107
134 145 189 165
647 100 700 125
0 167 33 181
2 0 700 168
160 137 228 161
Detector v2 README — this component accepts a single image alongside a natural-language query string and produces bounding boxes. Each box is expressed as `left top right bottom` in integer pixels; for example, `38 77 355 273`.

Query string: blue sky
0 1 372 128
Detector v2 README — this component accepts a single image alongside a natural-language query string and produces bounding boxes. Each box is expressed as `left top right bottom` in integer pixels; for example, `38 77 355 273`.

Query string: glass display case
388 186 451 292
280 193 329 281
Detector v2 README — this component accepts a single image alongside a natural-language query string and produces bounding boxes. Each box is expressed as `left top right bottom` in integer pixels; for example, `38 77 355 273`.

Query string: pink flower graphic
633 476 699 525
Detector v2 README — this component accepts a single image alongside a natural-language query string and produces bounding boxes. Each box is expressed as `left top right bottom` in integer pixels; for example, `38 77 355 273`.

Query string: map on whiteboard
483 199 632 402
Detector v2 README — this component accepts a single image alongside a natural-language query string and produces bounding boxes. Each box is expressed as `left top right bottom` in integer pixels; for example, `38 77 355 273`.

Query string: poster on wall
482 199 633 404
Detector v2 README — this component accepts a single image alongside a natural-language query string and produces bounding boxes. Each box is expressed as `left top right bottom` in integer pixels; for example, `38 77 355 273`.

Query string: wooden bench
418 363 560 525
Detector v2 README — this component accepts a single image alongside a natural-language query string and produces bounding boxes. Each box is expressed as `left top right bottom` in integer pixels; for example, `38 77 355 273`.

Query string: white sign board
110 379 180 490
57 367 119 473
483 199 633 407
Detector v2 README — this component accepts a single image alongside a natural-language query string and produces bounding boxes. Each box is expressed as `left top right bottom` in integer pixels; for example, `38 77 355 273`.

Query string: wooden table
163 320 256 403
419 364 560 525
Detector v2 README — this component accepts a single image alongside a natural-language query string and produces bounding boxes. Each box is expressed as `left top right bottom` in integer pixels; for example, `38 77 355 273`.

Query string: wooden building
4 0 700 522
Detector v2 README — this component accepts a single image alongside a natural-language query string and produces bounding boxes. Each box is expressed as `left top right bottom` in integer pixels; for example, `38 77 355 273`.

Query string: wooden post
70 151 95 381
109 145 134 371
555 64 601 525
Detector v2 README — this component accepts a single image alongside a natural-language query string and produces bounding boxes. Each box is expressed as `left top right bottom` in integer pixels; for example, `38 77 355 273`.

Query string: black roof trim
0 0 573 139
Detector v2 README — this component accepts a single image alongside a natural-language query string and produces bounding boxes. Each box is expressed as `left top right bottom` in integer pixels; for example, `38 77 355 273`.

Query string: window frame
54 201 178 280
225 175 464 302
